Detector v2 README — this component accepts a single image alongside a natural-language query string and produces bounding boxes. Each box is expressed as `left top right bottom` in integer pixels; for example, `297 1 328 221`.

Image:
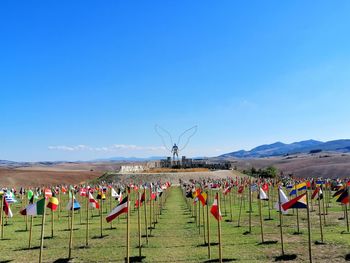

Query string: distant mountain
220 139 350 158
91 156 166 162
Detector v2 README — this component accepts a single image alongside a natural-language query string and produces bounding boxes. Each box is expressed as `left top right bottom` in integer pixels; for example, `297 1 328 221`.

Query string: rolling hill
220 139 350 158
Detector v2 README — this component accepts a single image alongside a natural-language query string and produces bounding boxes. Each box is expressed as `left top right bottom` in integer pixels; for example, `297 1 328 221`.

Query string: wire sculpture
154 124 198 160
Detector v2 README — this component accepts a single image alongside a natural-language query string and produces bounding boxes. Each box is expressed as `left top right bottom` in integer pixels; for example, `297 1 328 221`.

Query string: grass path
142 187 209 262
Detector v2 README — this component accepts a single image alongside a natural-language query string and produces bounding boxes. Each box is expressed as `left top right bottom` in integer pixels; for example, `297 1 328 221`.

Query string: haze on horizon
1 1 350 162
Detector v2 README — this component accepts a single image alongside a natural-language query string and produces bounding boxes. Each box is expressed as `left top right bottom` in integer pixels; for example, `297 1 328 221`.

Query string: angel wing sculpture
155 125 198 160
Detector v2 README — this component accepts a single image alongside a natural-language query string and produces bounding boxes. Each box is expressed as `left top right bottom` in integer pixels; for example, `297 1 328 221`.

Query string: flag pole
51 209 54 238
29 216 33 248
206 191 211 259
25 196 28 231
86 192 89 247
110 189 113 229
217 193 223 263
39 199 47 263
58 189 61 220
138 192 142 258
237 190 243 227
68 192 74 259
126 193 130 263
321 186 326 225
306 191 312 263
223 192 227 217
149 190 152 234
295 184 300 234
345 199 349 233
229 191 233 222
317 192 324 243
278 186 284 256
0 195 4 239
258 194 264 243
100 198 103 238
248 180 252 233
144 190 148 245
267 187 271 220
198 200 201 234
203 200 206 245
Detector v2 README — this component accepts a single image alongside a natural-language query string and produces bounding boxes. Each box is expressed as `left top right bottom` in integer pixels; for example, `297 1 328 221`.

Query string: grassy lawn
0 186 349 262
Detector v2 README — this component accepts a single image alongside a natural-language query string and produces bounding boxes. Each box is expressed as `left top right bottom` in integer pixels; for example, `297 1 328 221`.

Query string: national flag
5 192 17 204
106 196 128 223
151 192 157 200
192 188 201 198
47 196 59 211
89 192 99 209
223 186 231 195
251 184 258 192
198 191 208 206
282 192 307 210
44 188 52 199
311 187 323 200
274 187 289 214
61 186 67 194
3 198 13 218
66 196 81 211
186 190 193 198
111 188 119 198
289 182 307 196
262 183 269 192
27 189 34 201
20 198 45 216
79 188 87 197
210 193 222 221
258 187 269 200
333 187 346 199
336 189 349 205
97 190 106 200
140 191 146 204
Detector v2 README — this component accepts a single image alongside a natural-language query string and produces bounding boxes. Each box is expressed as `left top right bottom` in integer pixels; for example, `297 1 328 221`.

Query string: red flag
262 183 269 192
210 193 222 221
141 191 146 204
3 198 13 217
79 188 87 197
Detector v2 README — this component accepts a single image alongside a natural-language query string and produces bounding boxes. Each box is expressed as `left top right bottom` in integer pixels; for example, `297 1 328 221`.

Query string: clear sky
1 1 350 161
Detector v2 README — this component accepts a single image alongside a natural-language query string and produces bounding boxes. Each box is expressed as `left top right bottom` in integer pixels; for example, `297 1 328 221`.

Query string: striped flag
258 187 269 200
47 196 59 211
89 192 99 209
282 192 307 210
311 187 323 200
66 196 81 211
5 192 17 204
210 193 222 221
44 188 53 199
274 187 289 214
20 198 45 216
106 196 128 223
3 198 13 218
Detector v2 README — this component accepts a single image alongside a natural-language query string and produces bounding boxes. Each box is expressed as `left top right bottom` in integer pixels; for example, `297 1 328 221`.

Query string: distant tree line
242 166 278 178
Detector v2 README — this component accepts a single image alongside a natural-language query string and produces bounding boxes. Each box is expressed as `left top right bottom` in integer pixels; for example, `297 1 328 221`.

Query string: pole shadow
196 242 219 247
53 258 70 263
128 256 146 262
258 240 278 245
92 234 109 239
274 254 297 261
203 258 236 262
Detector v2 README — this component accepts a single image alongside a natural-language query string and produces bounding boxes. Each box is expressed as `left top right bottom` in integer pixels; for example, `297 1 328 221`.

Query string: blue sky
1 1 350 161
